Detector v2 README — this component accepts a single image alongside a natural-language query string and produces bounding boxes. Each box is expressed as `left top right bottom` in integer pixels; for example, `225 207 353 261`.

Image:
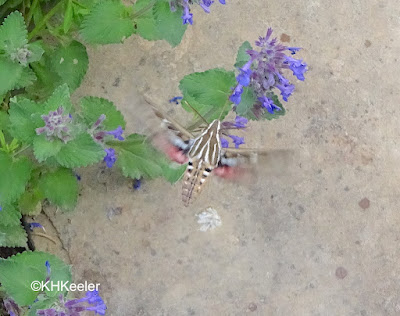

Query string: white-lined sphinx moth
145 97 290 207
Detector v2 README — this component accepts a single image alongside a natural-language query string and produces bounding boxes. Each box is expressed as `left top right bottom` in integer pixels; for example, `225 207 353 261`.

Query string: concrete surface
33 1 400 315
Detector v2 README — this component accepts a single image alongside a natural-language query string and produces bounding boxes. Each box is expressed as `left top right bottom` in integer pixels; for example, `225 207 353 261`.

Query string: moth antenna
182 100 210 125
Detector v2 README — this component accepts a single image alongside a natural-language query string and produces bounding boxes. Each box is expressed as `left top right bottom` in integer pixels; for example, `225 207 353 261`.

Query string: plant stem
13 144 31 157
26 0 40 27
28 0 65 41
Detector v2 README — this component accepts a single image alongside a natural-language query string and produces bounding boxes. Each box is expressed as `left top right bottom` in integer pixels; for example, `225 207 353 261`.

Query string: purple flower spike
276 82 295 101
86 303 107 315
169 96 183 104
258 96 281 114
200 0 214 13
285 55 308 81
229 84 243 104
287 47 301 55
45 260 51 276
221 137 229 148
104 148 117 168
36 106 72 143
133 178 141 190
106 126 124 140
234 116 248 128
181 1 193 25
236 59 253 86
228 135 244 148
29 222 45 232
169 0 177 12
219 0 226 3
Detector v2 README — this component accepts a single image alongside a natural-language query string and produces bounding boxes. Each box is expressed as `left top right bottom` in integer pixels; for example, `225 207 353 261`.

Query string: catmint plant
229 28 308 117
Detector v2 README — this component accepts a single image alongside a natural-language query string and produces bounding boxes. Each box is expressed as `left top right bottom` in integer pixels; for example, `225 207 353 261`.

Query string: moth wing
216 148 294 182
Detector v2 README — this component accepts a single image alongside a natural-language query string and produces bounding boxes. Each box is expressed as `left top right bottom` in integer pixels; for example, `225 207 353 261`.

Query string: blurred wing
216 148 294 182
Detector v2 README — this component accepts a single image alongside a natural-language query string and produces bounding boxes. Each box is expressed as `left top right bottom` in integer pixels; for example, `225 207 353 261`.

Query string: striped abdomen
181 120 221 206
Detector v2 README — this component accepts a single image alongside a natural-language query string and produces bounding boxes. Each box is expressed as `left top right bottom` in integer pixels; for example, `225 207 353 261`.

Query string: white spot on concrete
196 207 221 232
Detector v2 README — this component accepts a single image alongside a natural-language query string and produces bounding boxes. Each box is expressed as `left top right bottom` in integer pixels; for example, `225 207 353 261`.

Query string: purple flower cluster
220 116 247 148
3 298 20 316
169 0 226 25
229 28 308 115
36 261 107 315
36 107 72 143
89 114 125 169
37 291 107 316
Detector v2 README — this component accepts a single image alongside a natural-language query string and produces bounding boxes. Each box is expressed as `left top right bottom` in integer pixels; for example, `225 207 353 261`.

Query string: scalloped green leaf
0 152 32 205
235 86 257 119
8 97 42 143
133 0 161 41
179 68 236 121
33 135 63 162
0 11 28 56
234 41 252 68
0 204 21 226
160 163 186 183
80 96 126 130
51 41 88 91
55 133 104 168
110 134 164 179
26 41 45 64
13 66 37 90
153 1 186 47
0 251 72 305
43 84 73 113
18 188 44 216
0 223 27 247
80 0 134 44
39 168 78 211
0 57 24 94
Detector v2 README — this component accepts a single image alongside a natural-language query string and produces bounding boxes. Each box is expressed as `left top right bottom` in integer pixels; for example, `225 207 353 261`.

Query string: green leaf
160 163 186 183
33 135 63 162
39 168 78 210
80 0 134 44
64 0 74 34
43 84 73 113
27 56 62 100
55 133 104 168
153 1 186 47
0 152 32 205
235 86 257 119
0 11 28 56
0 251 72 305
8 97 42 143
179 68 236 121
133 0 161 41
51 41 88 91
0 57 23 94
13 66 37 90
80 96 126 129
18 188 44 215
26 41 45 64
0 204 21 226
0 110 10 131
111 133 165 179
234 41 252 68
0 0 7 5
0 224 27 247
